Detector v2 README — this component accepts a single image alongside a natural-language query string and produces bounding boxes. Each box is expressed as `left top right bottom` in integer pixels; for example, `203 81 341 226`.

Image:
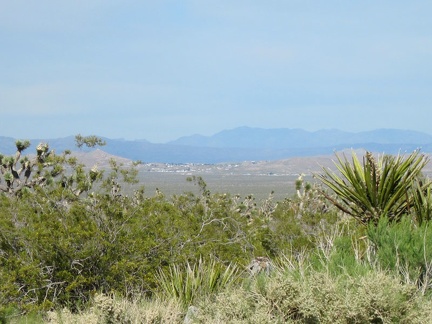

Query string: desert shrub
266 193 340 256
170 179 271 263
46 293 183 324
1 137 289 315
367 216 432 292
195 260 430 323
6 137 432 322
0 167 276 313
310 234 371 279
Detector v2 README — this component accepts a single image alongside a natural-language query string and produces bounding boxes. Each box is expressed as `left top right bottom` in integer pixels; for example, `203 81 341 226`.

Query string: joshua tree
0 136 104 196
0 140 54 194
75 134 106 149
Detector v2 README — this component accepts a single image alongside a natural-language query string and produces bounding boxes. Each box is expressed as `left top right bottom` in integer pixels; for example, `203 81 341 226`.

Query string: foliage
195 258 429 323
46 294 184 324
15 240 432 323
3 137 432 322
267 179 340 256
0 139 53 194
74 134 106 149
411 177 432 225
156 258 241 307
316 150 429 224
367 216 432 293
0 138 105 196
0 139 277 314
307 221 371 279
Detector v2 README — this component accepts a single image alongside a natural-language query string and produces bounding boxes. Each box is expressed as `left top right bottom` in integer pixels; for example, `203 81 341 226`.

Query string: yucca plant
316 150 429 225
411 177 432 226
156 258 240 307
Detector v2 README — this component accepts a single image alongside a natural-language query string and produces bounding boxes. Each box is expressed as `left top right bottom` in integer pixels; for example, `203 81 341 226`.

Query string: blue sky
1 1 431 143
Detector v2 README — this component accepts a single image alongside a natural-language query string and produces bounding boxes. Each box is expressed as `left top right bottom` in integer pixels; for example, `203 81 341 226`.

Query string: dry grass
194 268 432 323
42 264 432 324
46 294 184 324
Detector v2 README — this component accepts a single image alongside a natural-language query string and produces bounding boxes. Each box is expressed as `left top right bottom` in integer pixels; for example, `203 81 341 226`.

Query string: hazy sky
1 1 432 142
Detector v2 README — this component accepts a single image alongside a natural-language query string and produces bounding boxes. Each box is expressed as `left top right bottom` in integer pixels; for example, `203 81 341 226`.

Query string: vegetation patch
1 138 432 322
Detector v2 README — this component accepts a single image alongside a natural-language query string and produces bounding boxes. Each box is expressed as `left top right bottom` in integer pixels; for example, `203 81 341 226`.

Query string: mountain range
1 127 432 163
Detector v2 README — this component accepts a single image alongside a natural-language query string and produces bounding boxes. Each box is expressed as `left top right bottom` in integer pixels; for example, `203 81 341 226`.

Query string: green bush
267 193 340 256
4 137 432 322
0 166 274 313
367 216 432 291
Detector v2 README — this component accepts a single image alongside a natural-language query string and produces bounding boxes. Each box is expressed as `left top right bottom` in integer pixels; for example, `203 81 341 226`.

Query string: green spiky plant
411 177 432 226
156 258 241 307
316 150 429 225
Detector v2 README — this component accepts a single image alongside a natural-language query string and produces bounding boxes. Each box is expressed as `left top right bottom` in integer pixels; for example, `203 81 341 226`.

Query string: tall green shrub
268 192 340 256
367 216 432 291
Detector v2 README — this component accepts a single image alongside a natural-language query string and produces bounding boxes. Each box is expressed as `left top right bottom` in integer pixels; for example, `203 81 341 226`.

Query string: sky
1 1 432 143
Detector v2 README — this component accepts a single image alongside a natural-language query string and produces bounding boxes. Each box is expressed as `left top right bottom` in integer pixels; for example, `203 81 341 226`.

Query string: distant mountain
1 127 432 163
168 127 432 149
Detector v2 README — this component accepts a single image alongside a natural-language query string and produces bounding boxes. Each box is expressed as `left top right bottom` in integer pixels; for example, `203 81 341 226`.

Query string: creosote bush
367 216 432 292
0 138 285 316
